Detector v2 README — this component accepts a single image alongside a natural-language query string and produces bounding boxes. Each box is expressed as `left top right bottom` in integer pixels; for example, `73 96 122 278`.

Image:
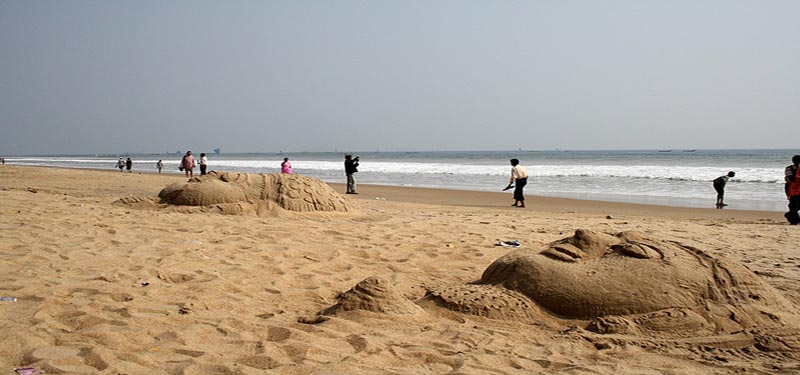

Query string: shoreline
3 160 788 212
2 164 785 222
330 183 784 222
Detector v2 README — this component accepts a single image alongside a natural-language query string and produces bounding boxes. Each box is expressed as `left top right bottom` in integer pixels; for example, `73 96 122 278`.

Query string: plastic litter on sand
15 368 43 375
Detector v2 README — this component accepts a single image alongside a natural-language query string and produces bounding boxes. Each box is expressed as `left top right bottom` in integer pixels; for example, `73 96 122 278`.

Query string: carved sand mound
300 277 425 324
307 229 800 346
320 277 425 316
153 171 358 216
427 229 800 336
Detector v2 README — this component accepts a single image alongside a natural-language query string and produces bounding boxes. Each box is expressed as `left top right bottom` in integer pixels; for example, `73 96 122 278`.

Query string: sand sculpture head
429 229 800 335
156 171 357 216
316 230 799 338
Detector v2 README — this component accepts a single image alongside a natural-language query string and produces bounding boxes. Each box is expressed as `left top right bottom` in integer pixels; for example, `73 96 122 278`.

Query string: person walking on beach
281 158 292 174
156 160 164 174
181 151 196 178
117 158 125 172
344 155 359 194
713 171 735 209
199 153 208 175
125 158 133 173
785 156 800 225
506 158 529 208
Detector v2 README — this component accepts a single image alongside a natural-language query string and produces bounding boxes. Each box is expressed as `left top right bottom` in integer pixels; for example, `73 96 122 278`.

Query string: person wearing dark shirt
785 155 800 225
785 155 800 199
344 155 359 194
713 171 735 209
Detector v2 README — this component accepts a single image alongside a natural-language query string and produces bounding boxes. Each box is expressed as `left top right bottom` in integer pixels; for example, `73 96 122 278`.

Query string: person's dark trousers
200 165 207 175
714 185 724 201
346 174 357 193
514 178 528 202
786 195 800 225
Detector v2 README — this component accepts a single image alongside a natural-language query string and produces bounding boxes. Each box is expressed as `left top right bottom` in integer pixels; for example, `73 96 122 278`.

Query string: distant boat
683 150 697 152
213 147 221 156
658 150 673 152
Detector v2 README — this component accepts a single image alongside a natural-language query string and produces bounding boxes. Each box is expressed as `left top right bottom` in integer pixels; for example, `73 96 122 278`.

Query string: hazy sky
1 1 798 154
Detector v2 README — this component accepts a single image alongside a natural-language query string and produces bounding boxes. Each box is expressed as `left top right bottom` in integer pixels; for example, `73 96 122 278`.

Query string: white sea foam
205 160 784 184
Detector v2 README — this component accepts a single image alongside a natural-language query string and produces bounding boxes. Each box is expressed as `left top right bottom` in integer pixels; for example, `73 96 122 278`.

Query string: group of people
151 153 293 178
710 155 800 225
341 155 527 206
348 154 800 226
178 151 209 177
506 156 800 223
109 152 800 225
116 157 132 173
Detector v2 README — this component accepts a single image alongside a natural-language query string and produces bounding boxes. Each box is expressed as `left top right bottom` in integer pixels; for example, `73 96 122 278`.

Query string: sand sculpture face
156 171 357 215
430 229 800 335
316 230 799 337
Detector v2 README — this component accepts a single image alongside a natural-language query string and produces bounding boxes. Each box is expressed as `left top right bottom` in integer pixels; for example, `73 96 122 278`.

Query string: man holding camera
344 155 360 194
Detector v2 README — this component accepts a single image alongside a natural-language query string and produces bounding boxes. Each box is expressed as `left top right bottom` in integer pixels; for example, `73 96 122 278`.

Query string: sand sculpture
320 277 425 316
314 229 800 338
120 171 357 216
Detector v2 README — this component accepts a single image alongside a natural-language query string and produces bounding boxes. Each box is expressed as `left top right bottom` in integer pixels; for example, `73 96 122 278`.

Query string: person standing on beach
125 158 133 173
199 153 208 175
344 155 359 194
181 151 196 178
785 155 800 199
281 158 292 174
117 158 125 172
713 171 735 209
785 156 800 225
506 158 529 208
156 160 164 174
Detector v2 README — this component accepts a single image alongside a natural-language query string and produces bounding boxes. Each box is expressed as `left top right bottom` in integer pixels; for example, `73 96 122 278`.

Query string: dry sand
1 165 799 374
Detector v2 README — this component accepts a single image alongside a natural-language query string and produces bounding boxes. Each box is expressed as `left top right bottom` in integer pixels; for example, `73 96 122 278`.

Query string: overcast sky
1 1 798 155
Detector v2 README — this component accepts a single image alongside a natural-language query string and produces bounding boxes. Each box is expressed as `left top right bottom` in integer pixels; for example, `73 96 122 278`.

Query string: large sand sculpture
119 171 358 216
314 229 800 339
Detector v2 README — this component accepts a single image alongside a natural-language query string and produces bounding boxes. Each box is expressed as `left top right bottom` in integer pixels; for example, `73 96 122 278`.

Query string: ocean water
4 149 796 212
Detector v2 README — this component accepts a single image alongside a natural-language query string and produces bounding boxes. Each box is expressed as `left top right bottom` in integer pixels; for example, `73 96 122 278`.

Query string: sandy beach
2 165 799 374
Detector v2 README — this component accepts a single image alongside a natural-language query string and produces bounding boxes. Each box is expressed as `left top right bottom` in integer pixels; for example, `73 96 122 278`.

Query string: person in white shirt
507 158 529 208
199 153 208 175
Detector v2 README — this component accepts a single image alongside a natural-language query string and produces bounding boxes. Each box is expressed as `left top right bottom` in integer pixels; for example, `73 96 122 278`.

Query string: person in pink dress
281 158 292 174
181 151 196 178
